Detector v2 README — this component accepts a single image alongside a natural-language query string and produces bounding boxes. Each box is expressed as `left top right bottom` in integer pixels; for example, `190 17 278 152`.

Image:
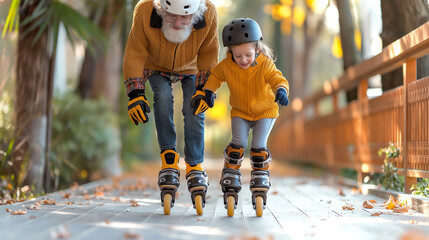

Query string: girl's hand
275 88 289 106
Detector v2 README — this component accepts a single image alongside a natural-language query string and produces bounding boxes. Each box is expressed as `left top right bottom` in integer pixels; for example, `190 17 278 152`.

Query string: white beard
162 22 192 43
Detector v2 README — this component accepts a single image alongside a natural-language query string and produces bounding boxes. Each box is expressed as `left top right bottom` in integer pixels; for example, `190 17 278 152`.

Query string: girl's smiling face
230 42 256 69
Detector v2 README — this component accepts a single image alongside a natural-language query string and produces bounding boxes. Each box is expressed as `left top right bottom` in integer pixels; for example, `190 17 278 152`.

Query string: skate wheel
227 195 235 217
255 196 264 217
195 195 203 215
164 193 172 215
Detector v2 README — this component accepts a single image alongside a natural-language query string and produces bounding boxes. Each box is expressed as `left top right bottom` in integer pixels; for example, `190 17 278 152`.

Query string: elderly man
123 0 219 215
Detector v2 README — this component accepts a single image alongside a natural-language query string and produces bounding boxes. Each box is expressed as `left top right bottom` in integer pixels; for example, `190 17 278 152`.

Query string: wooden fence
270 21 429 193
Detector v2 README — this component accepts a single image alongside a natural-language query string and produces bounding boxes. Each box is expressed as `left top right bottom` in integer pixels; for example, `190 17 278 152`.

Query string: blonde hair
227 41 277 62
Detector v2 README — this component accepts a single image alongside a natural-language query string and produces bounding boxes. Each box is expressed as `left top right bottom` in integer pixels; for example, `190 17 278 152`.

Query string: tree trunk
336 0 362 102
15 0 51 192
380 0 429 91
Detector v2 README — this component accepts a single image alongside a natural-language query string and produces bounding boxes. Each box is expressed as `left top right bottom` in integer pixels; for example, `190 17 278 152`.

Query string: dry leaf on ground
130 200 139 207
124 232 140 239
371 212 382 216
393 207 410 213
10 209 27 215
363 200 375 209
342 204 355 210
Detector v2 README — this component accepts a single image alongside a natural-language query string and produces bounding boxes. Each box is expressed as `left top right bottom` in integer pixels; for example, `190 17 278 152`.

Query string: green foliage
0 92 38 201
410 178 429 197
50 93 120 189
377 142 404 192
2 0 107 55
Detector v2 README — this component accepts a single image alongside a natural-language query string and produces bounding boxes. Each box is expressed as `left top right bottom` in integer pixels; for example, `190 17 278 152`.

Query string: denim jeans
229 117 276 149
149 74 205 165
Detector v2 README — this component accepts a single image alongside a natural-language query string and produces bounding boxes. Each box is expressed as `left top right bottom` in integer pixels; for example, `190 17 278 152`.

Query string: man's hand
128 90 151 125
191 89 209 115
275 88 289 106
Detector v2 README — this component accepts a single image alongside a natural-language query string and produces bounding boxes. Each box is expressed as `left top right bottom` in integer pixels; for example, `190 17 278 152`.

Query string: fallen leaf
393 207 409 213
94 191 104 197
342 204 354 210
130 200 139 207
371 212 382 216
363 200 374 209
382 195 397 209
40 198 56 205
10 209 27 215
339 188 345 196
124 232 140 239
25 203 41 210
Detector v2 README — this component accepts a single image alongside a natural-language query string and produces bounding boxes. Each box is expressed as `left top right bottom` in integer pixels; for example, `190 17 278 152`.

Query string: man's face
162 12 193 43
164 12 192 29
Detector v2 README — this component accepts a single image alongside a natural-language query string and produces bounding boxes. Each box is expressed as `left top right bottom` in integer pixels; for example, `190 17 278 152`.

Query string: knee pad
224 144 244 165
161 149 180 170
250 148 272 169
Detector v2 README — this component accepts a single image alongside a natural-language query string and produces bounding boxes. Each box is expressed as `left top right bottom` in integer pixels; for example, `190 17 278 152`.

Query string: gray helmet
222 18 263 47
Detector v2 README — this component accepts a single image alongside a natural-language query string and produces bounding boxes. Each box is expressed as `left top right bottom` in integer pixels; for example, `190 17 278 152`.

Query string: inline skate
249 148 272 217
158 149 180 215
186 163 209 215
220 144 244 217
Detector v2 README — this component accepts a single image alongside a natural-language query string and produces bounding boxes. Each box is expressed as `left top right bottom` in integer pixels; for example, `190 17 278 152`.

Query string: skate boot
186 163 209 215
249 148 272 217
158 149 180 215
220 144 244 217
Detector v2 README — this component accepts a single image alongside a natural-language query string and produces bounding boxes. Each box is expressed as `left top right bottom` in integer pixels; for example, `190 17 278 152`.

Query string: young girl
192 18 289 217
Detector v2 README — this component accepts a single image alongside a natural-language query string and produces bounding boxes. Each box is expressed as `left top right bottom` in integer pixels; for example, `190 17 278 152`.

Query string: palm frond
3 0 107 55
2 0 20 37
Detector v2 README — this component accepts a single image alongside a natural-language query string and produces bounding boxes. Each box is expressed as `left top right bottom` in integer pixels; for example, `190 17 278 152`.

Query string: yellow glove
191 90 209 115
127 90 150 125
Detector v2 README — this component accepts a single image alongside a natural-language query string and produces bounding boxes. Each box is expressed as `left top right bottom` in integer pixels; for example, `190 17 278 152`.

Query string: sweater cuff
124 77 146 95
276 87 288 96
195 70 210 88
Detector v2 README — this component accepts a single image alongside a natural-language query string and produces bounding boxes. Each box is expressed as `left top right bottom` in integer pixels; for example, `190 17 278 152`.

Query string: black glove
205 90 214 108
275 88 289 106
127 90 151 125
191 87 209 115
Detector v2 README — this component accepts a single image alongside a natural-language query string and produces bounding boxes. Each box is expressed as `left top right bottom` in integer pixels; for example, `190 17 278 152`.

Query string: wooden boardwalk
1 159 429 240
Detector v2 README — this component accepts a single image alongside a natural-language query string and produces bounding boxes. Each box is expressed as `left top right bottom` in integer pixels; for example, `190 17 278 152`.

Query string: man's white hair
154 0 207 26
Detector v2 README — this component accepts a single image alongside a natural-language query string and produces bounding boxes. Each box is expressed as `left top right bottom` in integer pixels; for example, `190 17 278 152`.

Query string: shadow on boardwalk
1 159 429 240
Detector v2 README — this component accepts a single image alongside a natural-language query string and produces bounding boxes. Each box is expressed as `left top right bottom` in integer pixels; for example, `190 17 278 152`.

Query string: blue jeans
229 117 276 149
149 74 205 165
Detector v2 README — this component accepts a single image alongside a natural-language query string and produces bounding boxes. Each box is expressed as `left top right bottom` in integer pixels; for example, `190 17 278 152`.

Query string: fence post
357 79 368 186
403 58 417 194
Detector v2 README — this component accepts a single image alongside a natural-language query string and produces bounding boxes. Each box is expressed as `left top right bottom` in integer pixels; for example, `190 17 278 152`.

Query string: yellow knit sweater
122 0 219 83
204 53 289 121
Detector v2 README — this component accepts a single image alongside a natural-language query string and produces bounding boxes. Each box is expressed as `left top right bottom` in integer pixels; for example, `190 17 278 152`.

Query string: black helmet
222 18 263 47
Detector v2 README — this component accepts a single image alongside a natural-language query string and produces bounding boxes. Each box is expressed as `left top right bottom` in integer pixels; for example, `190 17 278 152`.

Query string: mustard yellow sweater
204 53 289 121
123 0 219 88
